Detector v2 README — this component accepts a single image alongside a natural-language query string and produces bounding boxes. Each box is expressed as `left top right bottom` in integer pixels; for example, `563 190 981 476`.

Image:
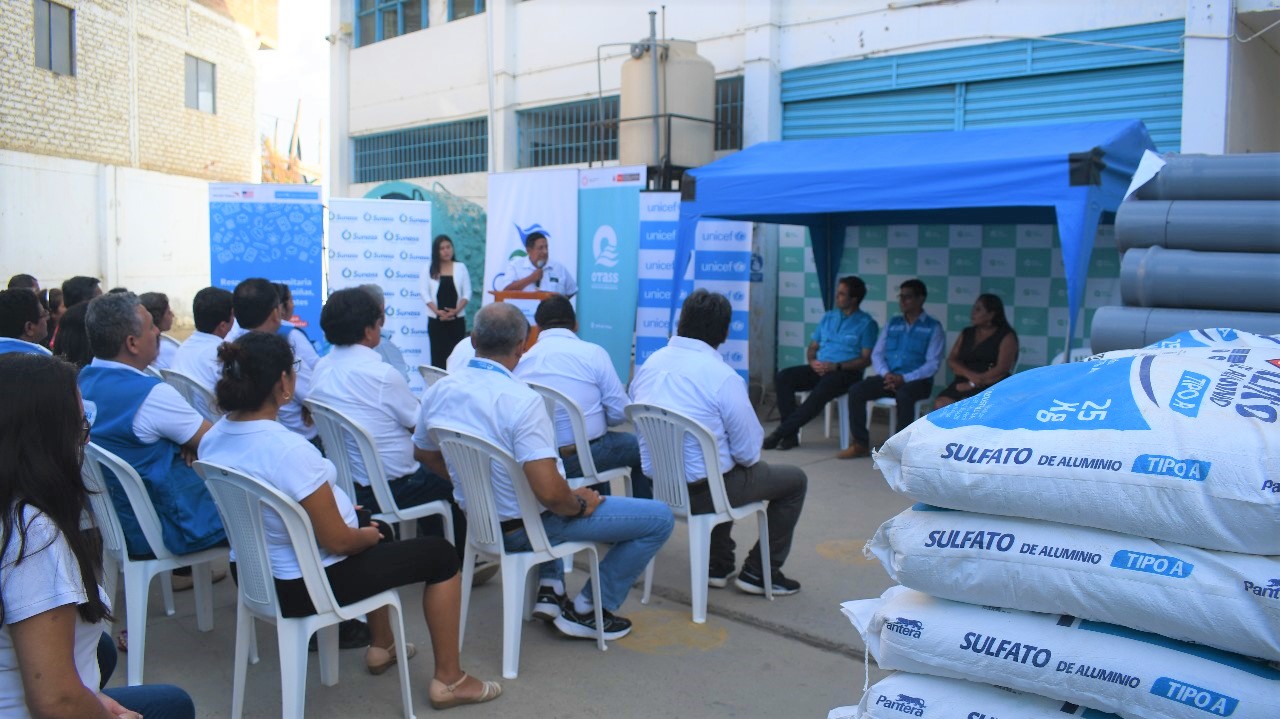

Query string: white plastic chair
624 403 772 624
82 443 224 686
159 368 222 423
792 390 839 441
193 461 415 719
417 364 449 388
860 397 932 440
433 426 606 679
304 398 453 543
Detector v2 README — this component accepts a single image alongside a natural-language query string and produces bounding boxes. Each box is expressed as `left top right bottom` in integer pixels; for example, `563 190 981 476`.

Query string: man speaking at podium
502 227 578 299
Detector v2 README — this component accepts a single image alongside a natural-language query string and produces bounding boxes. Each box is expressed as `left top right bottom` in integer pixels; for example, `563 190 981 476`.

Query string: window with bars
518 97 619 169
715 76 744 151
184 55 216 113
34 0 75 76
355 0 426 48
449 0 485 21
352 117 488 183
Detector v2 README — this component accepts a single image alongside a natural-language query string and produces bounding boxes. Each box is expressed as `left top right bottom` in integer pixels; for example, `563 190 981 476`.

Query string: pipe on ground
1134 153 1280 201
1091 306 1280 353
1116 200 1280 253
1119 247 1280 312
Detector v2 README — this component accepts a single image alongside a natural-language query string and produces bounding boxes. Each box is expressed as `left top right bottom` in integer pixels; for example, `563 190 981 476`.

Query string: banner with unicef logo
576 166 646 381
327 198 432 394
209 183 324 342
635 192 691 369
693 218 753 383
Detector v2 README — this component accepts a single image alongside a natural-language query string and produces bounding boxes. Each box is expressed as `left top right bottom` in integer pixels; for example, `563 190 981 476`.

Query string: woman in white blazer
419 234 471 368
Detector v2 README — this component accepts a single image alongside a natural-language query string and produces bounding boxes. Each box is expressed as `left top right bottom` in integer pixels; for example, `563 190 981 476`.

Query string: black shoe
762 432 782 450
553 606 633 640
776 435 799 451
532 585 566 622
471 560 500 588
734 567 801 596
708 566 736 589
308 618 371 652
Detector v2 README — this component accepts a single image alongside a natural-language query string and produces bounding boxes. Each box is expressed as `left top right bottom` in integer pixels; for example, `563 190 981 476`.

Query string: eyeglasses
81 418 92 445
897 293 920 301
292 358 303 372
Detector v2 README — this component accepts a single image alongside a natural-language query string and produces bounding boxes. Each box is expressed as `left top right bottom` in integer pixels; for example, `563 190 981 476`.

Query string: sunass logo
341 268 378 279
384 269 420 280
399 288 422 298
399 250 430 261
364 249 395 260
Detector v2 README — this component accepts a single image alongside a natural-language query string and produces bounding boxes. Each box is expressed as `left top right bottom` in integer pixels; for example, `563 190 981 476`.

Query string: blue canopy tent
673 120 1155 346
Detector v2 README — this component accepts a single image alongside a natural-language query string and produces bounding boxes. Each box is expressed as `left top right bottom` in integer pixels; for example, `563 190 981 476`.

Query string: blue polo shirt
812 309 879 364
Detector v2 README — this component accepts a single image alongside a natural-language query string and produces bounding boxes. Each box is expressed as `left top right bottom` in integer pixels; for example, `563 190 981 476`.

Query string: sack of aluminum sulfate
874 347 1280 553
1143 329 1280 351
865 504 1280 662
842 587 1280 719
841 671 1121 718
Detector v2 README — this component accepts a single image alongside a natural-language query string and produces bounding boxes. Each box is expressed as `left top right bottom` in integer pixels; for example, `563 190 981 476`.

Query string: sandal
429 672 502 710
365 641 416 675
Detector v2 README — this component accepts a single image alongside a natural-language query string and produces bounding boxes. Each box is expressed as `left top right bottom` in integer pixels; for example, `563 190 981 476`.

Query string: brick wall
0 0 257 182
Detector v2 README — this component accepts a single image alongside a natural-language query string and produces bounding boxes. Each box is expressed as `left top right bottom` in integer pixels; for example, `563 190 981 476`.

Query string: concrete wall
1228 14 1280 152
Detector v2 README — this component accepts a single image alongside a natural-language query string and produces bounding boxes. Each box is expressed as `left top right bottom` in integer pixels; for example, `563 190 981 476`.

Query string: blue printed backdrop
209 183 324 341
577 167 645 381
694 220 753 383
635 192 691 368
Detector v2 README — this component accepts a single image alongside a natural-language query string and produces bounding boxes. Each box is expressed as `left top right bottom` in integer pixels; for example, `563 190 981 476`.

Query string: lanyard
467 358 509 376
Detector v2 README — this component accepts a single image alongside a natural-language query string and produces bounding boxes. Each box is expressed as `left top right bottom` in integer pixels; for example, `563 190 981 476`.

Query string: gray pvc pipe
1091 306 1280 353
1116 200 1280 253
1134 153 1280 201
1120 247 1280 312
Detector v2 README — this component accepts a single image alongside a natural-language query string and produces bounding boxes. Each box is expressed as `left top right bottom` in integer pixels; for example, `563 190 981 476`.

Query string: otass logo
885 617 923 639
874 694 925 717
593 225 620 268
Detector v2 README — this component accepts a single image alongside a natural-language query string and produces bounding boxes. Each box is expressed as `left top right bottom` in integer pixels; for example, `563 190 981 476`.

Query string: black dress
937 325 1014 401
427 275 466 368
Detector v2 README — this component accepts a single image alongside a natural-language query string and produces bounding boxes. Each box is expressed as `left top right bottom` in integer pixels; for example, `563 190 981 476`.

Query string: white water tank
619 39 715 169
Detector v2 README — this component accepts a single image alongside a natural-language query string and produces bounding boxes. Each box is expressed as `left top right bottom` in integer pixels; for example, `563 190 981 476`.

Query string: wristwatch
572 496 588 518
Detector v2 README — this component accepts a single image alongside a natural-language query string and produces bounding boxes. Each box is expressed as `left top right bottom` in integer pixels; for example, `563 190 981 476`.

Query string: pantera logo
885 617 923 638
593 225 619 268
874 694 925 716
1243 578 1280 599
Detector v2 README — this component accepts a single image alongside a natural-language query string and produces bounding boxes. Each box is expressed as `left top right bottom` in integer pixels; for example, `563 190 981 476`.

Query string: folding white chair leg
688 523 712 625
562 555 573 574
585 547 606 652
231 604 253 719
458 545 477 650
125 568 151 685
160 570 176 616
192 562 214 631
640 557 655 604
279 624 311 718
389 603 416 719
500 562 531 679
317 624 340 686
248 618 259 664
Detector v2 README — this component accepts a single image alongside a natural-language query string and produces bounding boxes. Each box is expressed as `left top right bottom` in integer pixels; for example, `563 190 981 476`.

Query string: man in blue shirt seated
839 278 945 459
764 276 878 451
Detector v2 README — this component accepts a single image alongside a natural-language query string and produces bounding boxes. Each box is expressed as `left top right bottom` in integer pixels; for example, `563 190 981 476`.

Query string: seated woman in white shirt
198 332 499 710
0 352 194 719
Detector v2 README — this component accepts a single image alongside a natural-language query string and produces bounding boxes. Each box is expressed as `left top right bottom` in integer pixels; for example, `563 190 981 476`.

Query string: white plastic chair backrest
417 365 448 388
81 456 128 564
84 442 178 561
193 460 339 621
160 334 182 350
432 426 553 555
159 368 221 422
526 382 602 480
143 366 164 380
625 403 729 517
303 399 395 512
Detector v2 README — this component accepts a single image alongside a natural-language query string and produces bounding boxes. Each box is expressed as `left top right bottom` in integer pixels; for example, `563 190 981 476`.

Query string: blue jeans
503 496 673 612
561 430 653 500
98 632 195 719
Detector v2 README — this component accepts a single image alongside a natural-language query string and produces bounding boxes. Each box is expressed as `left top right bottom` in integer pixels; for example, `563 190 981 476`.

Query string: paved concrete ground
107 414 907 718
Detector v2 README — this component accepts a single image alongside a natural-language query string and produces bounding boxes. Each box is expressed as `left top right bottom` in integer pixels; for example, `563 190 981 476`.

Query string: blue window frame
448 0 485 21
354 0 426 48
715 76 743 151
352 117 488 183
517 97 619 169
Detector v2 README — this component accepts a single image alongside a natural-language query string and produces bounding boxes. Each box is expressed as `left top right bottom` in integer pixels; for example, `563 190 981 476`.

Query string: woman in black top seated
933 293 1019 410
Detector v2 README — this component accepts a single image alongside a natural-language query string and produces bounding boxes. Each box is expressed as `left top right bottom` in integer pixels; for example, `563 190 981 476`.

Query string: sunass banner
576 166 645 381
209 183 324 344
635 192 692 368
483 170 579 327
327 198 432 395
695 218 753 383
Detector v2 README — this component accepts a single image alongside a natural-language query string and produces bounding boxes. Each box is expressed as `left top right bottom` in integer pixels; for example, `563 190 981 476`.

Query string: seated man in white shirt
229 278 319 443
356 284 411 382
169 287 234 414
0 288 51 355
630 289 808 596
445 333 476 372
414 303 672 640
501 229 578 298
310 287 465 554
514 295 650 499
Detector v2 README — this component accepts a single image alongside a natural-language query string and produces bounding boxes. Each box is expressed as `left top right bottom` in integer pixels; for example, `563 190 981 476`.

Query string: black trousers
687 461 807 576
773 365 864 439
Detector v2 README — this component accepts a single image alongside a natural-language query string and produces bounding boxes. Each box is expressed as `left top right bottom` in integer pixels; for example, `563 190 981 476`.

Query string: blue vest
0 338 51 355
79 365 225 557
882 314 941 375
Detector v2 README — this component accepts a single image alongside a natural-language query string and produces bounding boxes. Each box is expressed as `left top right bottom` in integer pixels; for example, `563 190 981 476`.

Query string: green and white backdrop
776 223 1121 394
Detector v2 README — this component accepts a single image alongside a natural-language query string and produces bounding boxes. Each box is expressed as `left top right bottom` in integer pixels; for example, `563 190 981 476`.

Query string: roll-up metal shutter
783 85 956 140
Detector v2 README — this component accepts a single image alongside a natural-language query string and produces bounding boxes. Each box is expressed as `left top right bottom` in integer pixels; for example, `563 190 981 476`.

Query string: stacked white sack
1141 328 1280 351
865 504 1280 662
873 346 1279 553
837 672 1122 719
843 587 1280 719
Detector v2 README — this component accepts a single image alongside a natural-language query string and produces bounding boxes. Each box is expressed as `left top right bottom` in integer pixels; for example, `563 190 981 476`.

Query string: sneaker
531 586 566 622
734 567 801 596
471 560 500 588
553 606 633 641
309 618 371 652
170 567 228 592
708 567 736 589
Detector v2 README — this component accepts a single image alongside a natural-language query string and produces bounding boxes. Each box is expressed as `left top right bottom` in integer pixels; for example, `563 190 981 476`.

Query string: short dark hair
534 294 575 330
320 287 383 346
51 303 92 368
0 289 41 339
900 278 927 300
273 282 292 304
676 289 731 348
61 276 101 308
232 278 280 330
192 287 234 333
6 274 38 291
85 292 144 359
216 332 295 412
472 303 528 357
138 292 170 327
838 276 866 302
524 230 547 249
